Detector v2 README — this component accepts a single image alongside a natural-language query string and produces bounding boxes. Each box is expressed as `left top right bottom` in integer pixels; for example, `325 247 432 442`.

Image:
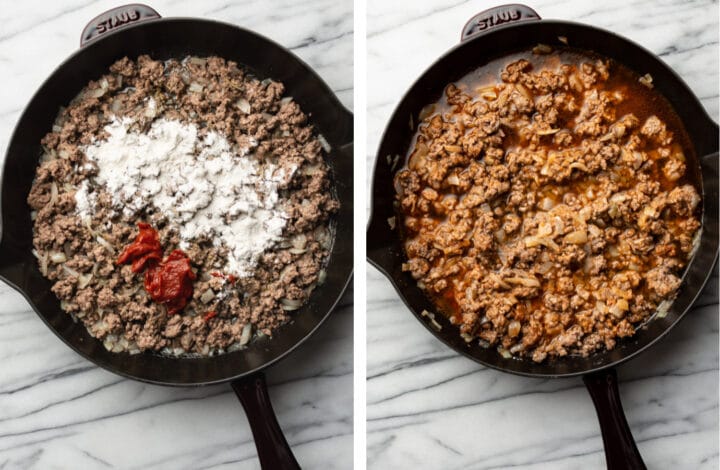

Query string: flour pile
75 113 293 277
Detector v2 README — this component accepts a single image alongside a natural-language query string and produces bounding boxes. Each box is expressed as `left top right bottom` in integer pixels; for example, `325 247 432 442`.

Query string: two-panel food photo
0 0 716 469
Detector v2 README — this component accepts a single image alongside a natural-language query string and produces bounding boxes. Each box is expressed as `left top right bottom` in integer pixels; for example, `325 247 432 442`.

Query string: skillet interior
368 20 719 378
0 18 353 385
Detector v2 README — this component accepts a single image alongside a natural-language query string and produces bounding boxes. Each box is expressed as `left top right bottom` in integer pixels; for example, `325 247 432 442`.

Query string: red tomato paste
203 311 217 321
117 223 196 315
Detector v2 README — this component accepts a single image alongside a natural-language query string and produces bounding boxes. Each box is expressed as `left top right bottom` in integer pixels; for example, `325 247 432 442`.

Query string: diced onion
505 276 540 287
49 252 67 264
563 230 588 244
408 144 427 170
96 235 115 253
291 234 307 250
420 309 434 318
50 183 59 205
656 299 672 318
460 332 474 343
240 323 253 345
578 207 592 221
302 164 322 175
610 299 629 318
318 134 332 153
33 249 49 276
532 43 552 54
569 74 584 92
281 298 303 311
62 265 80 278
103 336 116 351
537 128 560 136
608 204 620 219
235 98 251 113
525 236 559 251
515 83 533 100
639 73 653 88
540 197 555 211
200 289 215 304
88 87 106 98
508 320 521 338
537 261 553 274
78 274 93 289
569 162 589 172
481 90 497 101
498 347 512 359
144 103 157 118
444 145 463 153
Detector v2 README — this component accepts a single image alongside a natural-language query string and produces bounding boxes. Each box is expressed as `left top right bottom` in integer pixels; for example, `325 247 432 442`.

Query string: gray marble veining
366 0 718 468
0 1 352 468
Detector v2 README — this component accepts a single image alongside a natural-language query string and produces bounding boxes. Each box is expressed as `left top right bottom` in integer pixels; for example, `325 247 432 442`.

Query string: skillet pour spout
1 4 353 469
368 4 718 470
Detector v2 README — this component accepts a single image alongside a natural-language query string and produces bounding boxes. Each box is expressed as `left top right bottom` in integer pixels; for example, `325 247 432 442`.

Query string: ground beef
396 48 701 362
28 55 336 356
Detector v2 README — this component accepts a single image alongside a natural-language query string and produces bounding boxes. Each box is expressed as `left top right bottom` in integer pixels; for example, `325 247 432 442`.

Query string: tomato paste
116 222 162 273
203 311 217 321
117 223 196 315
211 271 237 284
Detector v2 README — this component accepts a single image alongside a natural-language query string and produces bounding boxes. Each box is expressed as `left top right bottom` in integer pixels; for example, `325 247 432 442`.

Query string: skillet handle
461 4 541 42
583 369 647 470
80 4 161 47
231 373 301 470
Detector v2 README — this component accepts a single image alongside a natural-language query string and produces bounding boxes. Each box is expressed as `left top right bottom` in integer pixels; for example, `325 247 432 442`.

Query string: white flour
75 112 293 277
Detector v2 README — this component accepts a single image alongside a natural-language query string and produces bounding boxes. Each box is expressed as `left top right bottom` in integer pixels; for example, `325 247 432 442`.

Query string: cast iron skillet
367 4 718 469
0 4 353 469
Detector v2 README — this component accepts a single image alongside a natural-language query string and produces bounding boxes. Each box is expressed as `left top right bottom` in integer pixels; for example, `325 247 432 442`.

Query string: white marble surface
0 1 352 469
367 0 718 468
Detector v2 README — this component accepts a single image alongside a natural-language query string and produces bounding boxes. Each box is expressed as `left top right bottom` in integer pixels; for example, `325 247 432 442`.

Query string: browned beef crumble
395 49 701 363
28 55 337 356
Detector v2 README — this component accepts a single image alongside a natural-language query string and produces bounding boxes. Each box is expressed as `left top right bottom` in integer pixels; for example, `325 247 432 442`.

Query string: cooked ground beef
28 55 337 356
395 48 701 363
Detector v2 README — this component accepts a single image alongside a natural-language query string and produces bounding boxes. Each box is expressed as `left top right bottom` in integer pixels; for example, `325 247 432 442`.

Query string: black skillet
0 4 353 469
367 4 718 469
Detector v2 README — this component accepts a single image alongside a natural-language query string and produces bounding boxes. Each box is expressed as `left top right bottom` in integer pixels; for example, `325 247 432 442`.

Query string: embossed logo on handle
96 9 141 34
80 3 161 47
461 4 541 42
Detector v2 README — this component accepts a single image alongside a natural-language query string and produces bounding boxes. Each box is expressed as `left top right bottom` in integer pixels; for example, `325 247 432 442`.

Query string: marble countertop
367 0 718 468
0 1 352 469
